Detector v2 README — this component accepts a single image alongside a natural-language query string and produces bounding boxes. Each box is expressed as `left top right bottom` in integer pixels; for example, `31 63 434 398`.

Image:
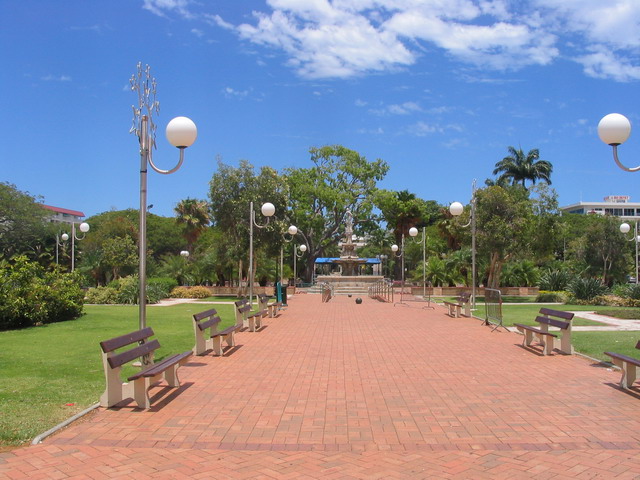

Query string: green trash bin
276 282 288 305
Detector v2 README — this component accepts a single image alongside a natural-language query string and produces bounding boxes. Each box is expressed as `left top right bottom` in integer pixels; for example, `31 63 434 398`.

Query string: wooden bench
605 340 640 389
192 308 242 356
234 299 267 332
514 308 575 356
258 294 281 318
99 327 192 409
443 292 471 318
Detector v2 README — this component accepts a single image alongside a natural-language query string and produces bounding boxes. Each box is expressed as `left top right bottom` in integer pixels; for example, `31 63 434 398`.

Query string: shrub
568 277 608 301
85 286 119 304
148 277 178 298
539 269 572 291
86 275 168 305
612 283 640 300
170 286 211 299
0 256 84 330
535 290 568 303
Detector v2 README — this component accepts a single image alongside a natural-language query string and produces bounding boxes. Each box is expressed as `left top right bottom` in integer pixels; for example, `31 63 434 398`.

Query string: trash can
276 282 288 306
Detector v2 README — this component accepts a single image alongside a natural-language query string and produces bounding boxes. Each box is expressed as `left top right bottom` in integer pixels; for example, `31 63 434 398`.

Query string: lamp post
450 179 477 309
63 222 90 272
56 232 68 265
130 62 197 335
408 226 427 299
249 201 275 306
293 244 307 288
280 225 298 285
391 234 407 306
620 222 640 284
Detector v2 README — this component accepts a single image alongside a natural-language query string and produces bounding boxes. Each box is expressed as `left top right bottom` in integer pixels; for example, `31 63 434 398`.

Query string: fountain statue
334 209 367 276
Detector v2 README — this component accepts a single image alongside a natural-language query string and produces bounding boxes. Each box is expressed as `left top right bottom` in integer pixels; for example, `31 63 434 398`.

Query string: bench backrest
534 315 570 330
193 308 221 331
100 327 160 369
539 308 574 322
234 299 248 308
458 292 470 303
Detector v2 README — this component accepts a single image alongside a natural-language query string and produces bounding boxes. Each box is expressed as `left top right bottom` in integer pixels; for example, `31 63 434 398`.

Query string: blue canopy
314 257 380 264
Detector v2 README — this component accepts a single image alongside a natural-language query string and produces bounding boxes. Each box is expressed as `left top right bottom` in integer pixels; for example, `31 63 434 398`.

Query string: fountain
315 209 383 295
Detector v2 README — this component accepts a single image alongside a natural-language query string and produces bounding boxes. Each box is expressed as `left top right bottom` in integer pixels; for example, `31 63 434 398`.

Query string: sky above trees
1 0 639 218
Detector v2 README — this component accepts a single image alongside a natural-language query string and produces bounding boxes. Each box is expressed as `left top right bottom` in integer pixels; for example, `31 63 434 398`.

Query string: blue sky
1 0 640 220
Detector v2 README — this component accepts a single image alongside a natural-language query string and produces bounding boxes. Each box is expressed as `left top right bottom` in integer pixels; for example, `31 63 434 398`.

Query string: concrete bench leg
523 330 534 347
211 336 223 356
612 358 637 389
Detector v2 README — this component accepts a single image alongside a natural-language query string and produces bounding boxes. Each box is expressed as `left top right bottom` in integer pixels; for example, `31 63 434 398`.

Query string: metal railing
320 282 334 303
484 288 507 331
368 278 394 303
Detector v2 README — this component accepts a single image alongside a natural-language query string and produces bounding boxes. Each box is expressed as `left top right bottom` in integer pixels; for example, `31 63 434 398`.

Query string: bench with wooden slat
99 327 192 409
605 340 640 389
258 294 282 318
443 292 471 318
192 308 241 356
514 308 575 356
234 299 267 332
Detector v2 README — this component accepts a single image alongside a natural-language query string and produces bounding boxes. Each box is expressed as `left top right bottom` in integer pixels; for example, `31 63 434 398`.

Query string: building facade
560 196 640 220
41 204 85 225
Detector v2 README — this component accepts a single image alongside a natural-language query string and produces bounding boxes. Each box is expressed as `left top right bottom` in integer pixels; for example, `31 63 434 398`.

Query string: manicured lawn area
0 303 235 447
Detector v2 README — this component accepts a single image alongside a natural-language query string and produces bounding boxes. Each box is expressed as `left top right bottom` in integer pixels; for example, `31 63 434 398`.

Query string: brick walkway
2 295 640 479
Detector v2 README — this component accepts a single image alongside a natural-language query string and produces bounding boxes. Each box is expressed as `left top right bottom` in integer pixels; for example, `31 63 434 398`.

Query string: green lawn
472 303 640 361
0 303 235 447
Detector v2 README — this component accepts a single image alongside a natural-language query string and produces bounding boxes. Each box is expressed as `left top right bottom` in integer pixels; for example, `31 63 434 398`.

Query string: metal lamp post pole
68 222 90 272
450 179 477 309
130 62 197 336
248 201 275 306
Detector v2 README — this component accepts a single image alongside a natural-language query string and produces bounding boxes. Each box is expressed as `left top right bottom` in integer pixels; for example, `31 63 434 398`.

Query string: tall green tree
209 159 289 286
492 146 553 187
174 198 210 252
285 145 389 282
473 186 534 289
0 182 50 261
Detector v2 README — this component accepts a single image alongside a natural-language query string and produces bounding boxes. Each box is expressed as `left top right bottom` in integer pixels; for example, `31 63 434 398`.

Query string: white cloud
142 0 194 19
191 28 204 37
42 74 72 82
142 0 640 82
223 87 250 97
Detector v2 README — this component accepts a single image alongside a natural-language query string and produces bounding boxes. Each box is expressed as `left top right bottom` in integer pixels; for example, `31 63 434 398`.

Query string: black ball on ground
355 298 362 304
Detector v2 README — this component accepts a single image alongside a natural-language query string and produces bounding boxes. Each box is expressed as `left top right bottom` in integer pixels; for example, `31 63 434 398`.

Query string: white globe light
180 250 189 257
391 244 399 252
620 223 631 234
288 225 298 235
299 244 307 252
409 227 418 237
61 233 69 241
166 116 197 148
79 222 90 233
598 113 631 146
261 202 276 217
450 202 464 216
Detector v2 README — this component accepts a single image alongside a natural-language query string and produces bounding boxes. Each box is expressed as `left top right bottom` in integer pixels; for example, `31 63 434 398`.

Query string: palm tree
174 198 210 251
493 146 553 187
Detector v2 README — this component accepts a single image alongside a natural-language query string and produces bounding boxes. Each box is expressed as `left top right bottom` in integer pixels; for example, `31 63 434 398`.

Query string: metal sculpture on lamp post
450 179 477 309
130 62 197 335
249 201 275 306
620 222 640 284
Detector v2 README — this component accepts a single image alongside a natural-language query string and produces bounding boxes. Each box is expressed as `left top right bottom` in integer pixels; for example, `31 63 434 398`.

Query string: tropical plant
539 269 572 291
492 146 553 187
568 277 608 301
501 260 540 287
175 198 210 251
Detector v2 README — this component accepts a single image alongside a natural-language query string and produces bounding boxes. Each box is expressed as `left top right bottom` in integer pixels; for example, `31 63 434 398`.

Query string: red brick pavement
2 295 640 478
